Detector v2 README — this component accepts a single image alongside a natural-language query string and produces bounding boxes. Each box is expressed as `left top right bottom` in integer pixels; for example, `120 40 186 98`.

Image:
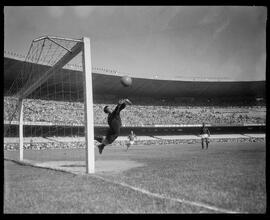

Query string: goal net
4 36 95 173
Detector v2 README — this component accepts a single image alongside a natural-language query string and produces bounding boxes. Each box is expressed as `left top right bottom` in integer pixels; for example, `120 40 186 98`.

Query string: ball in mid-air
120 76 132 87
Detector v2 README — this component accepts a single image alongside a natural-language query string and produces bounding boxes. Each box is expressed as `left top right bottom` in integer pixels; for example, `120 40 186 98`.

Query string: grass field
4 141 266 213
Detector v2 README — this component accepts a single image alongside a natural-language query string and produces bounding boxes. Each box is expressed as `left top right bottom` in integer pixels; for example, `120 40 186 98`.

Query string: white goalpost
82 37 95 173
4 36 95 174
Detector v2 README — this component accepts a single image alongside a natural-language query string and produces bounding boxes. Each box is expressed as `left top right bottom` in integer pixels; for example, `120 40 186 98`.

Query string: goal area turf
4 141 266 213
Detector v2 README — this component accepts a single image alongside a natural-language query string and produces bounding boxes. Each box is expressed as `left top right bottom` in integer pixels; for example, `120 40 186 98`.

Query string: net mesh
4 36 87 150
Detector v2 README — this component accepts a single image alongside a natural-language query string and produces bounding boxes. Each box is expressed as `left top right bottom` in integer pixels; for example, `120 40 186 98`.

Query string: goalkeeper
94 98 132 154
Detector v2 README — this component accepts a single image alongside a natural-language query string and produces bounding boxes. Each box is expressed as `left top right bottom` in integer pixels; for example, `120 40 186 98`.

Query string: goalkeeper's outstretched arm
114 98 132 114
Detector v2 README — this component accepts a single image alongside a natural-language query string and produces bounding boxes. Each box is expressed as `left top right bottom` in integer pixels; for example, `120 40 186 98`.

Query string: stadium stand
4 96 266 127
4 53 266 150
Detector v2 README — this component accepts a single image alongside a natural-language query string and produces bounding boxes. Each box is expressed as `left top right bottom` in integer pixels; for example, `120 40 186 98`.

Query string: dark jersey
95 102 127 146
107 103 126 128
200 127 210 135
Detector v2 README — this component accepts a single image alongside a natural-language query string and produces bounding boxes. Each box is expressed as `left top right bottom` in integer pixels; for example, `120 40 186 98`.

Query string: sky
4 6 267 81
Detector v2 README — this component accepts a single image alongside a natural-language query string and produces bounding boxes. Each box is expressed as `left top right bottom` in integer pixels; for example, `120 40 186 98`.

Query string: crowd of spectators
4 136 265 151
4 96 266 127
4 95 265 150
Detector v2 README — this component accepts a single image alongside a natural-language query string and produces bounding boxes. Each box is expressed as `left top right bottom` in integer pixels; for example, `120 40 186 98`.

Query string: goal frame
17 36 95 174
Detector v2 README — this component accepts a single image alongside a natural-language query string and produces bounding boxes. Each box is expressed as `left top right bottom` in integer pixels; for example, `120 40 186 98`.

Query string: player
200 123 210 150
126 130 136 151
94 98 132 154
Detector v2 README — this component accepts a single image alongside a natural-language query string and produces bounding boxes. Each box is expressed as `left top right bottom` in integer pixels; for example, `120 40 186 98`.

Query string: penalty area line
5 158 243 213
93 174 242 214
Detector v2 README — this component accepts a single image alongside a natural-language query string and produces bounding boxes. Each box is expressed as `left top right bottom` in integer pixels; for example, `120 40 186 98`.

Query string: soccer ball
120 76 132 87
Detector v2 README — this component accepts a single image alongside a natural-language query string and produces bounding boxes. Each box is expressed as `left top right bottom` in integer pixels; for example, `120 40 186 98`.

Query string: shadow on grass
61 164 85 168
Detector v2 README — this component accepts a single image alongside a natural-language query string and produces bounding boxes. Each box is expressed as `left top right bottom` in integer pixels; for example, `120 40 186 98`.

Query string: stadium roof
4 52 265 99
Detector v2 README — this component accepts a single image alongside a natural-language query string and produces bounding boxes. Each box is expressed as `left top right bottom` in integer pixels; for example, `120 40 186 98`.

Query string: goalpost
4 36 95 173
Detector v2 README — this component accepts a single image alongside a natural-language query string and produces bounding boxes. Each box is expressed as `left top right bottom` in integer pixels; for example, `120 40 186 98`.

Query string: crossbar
33 36 83 43
47 37 73 53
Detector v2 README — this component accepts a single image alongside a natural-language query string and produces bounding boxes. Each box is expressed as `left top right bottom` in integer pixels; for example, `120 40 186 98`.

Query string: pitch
4 141 266 213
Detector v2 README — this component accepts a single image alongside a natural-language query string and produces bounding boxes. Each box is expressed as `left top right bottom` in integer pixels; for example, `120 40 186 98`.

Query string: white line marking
93 174 242 214
5 158 244 213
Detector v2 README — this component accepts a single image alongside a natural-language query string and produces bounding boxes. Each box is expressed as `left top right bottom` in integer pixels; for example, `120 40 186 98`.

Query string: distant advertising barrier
243 123 265 126
4 121 265 128
4 123 265 137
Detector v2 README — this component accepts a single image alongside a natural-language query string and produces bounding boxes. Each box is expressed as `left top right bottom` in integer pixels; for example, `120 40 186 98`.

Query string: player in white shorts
200 123 210 150
126 130 136 151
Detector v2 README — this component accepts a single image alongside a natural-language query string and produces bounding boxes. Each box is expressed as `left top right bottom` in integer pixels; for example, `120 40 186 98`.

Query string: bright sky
4 6 267 81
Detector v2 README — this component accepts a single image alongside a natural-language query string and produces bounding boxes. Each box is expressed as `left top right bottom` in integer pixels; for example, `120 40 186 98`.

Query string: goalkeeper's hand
119 98 132 105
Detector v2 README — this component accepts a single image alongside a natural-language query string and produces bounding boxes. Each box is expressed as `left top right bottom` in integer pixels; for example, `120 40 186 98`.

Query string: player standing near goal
200 123 210 149
94 98 132 154
126 130 136 151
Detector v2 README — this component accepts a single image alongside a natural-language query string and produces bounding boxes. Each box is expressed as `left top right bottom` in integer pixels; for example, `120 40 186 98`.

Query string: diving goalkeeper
94 98 132 154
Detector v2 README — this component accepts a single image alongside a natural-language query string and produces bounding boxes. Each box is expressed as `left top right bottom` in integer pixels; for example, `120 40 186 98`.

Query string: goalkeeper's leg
94 136 104 143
